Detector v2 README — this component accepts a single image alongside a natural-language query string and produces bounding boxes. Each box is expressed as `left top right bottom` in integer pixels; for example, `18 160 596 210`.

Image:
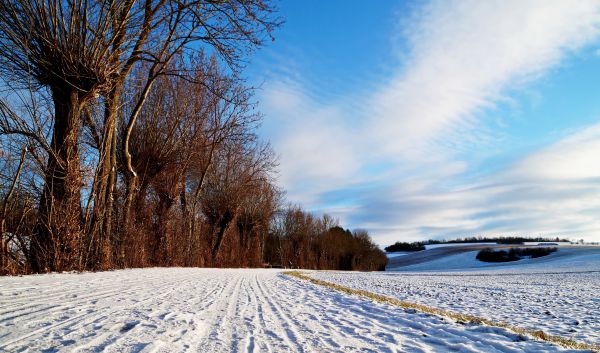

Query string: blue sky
247 0 600 246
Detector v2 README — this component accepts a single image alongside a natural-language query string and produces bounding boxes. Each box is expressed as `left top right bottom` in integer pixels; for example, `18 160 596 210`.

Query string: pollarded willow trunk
86 88 120 270
211 211 235 266
153 194 176 265
121 76 158 263
105 124 117 262
31 89 84 272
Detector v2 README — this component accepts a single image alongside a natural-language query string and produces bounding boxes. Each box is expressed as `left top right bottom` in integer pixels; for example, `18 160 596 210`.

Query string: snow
314 248 600 347
522 242 573 246
421 242 576 250
388 247 600 273
424 242 497 250
386 252 411 258
0 268 590 352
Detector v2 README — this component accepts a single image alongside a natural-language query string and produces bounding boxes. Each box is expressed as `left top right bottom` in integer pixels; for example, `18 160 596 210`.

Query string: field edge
284 271 599 352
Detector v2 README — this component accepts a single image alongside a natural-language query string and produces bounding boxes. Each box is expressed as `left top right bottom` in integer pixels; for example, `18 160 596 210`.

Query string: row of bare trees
0 0 388 275
264 206 388 271
0 0 281 274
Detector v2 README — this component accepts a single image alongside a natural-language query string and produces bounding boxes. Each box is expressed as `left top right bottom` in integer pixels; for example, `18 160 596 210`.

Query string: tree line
384 242 425 252
423 236 569 245
385 236 571 253
0 0 386 274
476 247 557 263
264 206 388 271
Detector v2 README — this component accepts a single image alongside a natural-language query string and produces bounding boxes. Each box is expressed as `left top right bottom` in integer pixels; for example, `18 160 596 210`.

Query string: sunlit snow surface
1 248 598 352
315 247 600 347
0 268 593 352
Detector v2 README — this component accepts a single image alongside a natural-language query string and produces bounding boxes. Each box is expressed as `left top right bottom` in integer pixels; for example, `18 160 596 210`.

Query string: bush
476 248 519 262
476 247 557 263
519 247 558 258
384 242 425 252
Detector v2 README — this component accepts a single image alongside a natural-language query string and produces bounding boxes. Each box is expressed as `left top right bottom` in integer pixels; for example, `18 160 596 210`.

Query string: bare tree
107 51 277 268
0 146 26 274
0 0 122 271
264 207 388 271
109 0 281 267
0 78 53 273
0 0 280 272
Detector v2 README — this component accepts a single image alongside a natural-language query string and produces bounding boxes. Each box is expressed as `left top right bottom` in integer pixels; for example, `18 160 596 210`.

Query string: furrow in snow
0 268 592 353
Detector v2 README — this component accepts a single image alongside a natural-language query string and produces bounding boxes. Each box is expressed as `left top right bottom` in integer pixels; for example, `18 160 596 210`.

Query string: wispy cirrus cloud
259 0 600 244
370 0 600 157
346 122 600 245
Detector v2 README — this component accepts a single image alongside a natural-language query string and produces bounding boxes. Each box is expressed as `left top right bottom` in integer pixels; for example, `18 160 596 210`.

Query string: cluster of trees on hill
384 242 425 252
264 206 388 271
0 0 387 275
425 236 569 245
476 247 557 263
385 236 570 252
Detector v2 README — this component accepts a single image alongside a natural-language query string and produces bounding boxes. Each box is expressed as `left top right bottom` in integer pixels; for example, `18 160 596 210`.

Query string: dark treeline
384 242 426 252
385 236 570 252
264 206 387 271
476 247 557 263
0 0 385 275
425 236 569 245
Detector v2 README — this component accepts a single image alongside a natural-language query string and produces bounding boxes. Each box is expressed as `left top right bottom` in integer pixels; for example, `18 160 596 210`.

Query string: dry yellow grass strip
285 271 599 352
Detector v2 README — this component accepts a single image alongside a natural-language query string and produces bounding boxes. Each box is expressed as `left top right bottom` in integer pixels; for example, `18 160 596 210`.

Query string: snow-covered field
386 252 410 258
0 268 592 353
424 242 497 250
387 247 600 272
315 248 600 347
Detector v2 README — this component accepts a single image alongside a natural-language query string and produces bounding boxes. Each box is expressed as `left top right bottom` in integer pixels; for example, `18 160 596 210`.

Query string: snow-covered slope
0 268 589 352
387 246 600 273
314 248 600 346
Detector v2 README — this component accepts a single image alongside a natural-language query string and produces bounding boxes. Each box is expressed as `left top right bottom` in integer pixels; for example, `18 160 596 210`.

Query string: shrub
476 247 557 263
476 248 519 262
384 242 425 252
519 247 558 258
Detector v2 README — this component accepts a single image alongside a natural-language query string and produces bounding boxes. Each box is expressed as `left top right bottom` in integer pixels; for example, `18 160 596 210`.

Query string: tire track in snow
272 274 407 352
252 273 309 352
0 270 226 352
0 276 181 351
193 272 246 352
0 268 593 353
75 273 234 353
0 270 181 326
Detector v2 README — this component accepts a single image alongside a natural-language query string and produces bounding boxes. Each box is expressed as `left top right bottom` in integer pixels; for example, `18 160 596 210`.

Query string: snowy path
0 268 590 352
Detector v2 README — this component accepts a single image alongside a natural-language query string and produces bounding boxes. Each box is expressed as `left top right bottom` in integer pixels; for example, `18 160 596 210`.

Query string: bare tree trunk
153 194 175 265
211 212 234 265
99 115 118 268
0 147 26 274
106 123 118 262
87 88 121 270
31 89 83 272
122 73 158 249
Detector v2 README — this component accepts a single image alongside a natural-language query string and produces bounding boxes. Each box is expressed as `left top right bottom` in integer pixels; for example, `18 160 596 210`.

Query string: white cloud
506 124 600 181
259 0 600 243
365 123 600 245
370 0 600 157
260 82 360 205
